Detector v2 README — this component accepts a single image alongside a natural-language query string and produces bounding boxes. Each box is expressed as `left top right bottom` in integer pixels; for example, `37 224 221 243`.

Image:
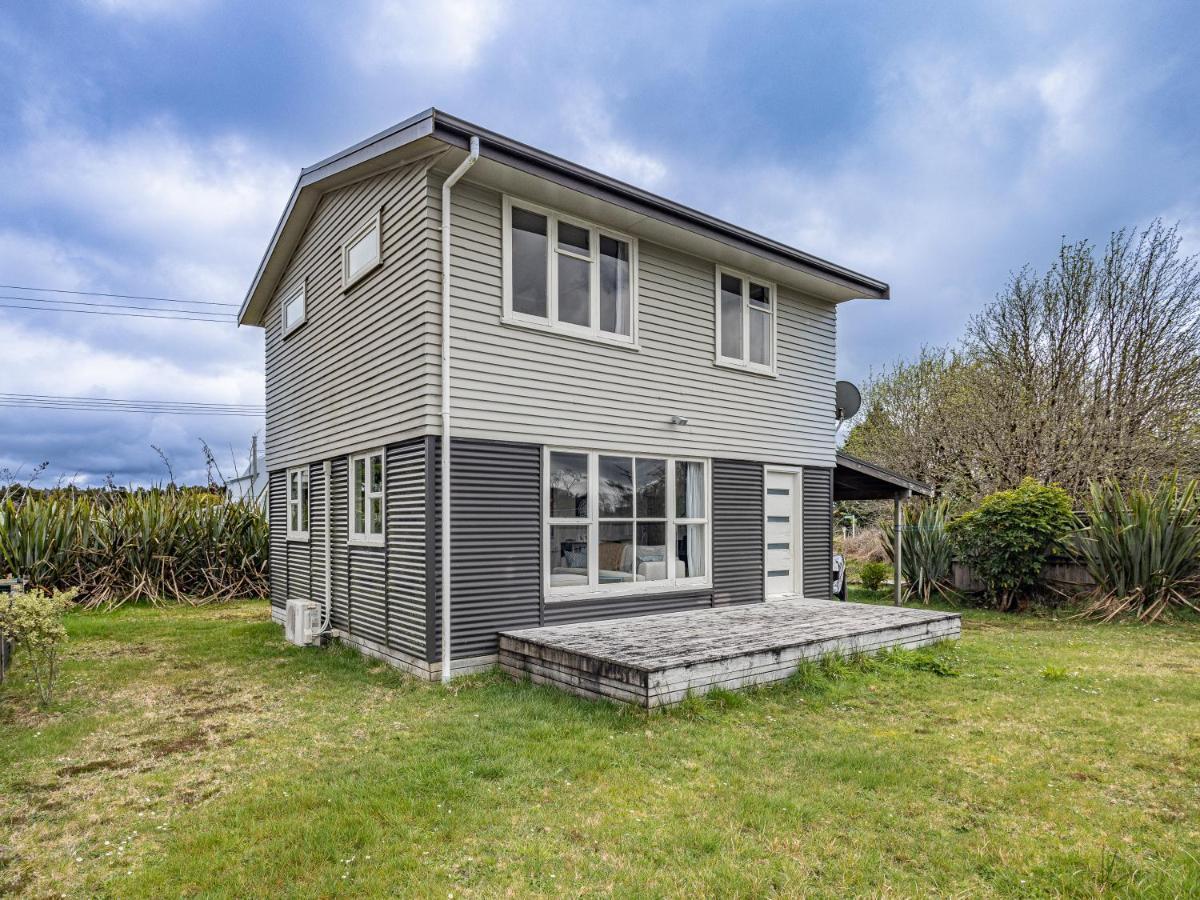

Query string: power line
0 392 263 417
0 294 233 319
0 283 237 308
0 302 237 324
0 392 262 410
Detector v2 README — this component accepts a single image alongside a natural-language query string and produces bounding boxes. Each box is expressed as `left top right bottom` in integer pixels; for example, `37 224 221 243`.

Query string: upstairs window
286 466 309 541
282 283 306 336
343 211 382 289
503 197 636 346
349 449 385 544
715 267 776 375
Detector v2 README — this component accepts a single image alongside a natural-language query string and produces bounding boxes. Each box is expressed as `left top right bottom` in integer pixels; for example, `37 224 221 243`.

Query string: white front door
765 470 801 597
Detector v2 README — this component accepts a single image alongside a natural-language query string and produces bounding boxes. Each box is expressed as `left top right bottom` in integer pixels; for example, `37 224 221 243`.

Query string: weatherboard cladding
432 177 838 469
262 156 442 472
802 467 834 600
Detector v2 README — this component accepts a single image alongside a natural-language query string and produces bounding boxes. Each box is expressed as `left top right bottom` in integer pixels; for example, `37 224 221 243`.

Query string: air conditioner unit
285 599 322 647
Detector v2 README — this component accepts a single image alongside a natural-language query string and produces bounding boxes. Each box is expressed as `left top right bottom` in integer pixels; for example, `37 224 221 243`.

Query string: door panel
765 472 800 596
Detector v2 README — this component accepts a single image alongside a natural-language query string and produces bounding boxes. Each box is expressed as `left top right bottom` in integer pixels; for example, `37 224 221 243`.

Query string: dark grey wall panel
802 467 833 599
431 438 542 660
307 462 326 604
348 546 387 646
543 590 711 626
268 470 287 611
386 440 427 658
711 458 764 606
329 456 350 630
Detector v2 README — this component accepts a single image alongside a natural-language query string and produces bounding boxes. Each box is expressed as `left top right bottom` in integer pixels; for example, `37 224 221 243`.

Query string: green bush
0 587 75 706
948 478 1076 611
0 489 268 609
859 561 892 592
1074 477 1200 622
882 500 955 603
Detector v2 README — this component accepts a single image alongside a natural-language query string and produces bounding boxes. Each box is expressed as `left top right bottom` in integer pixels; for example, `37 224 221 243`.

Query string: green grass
2 600 1198 898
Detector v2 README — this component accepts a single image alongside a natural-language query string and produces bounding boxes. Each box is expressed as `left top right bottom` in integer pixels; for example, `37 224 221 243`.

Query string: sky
1 0 1197 486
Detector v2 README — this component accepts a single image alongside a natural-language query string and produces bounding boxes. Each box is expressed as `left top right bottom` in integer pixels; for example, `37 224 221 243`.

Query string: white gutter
440 136 480 683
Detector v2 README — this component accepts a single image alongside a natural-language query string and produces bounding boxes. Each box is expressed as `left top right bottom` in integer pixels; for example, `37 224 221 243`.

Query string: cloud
559 89 668 189
352 0 508 73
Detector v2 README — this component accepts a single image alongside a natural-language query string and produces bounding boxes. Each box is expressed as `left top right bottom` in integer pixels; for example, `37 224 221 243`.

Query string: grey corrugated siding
308 462 326 605
802 467 833 599
543 591 711 626
386 441 427 659
268 471 287 611
348 546 387 646
329 456 350 630
262 157 442 471
712 459 764 606
436 177 838 468
431 438 542 660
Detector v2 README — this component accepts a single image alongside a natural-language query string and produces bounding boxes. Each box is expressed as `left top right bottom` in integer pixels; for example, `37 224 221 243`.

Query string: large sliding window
503 197 637 346
546 449 709 598
715 266 776 375
348 449 385 545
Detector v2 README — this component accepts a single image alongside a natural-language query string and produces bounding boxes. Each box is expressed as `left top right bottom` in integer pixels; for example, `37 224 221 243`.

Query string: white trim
501 195 639 348
714 265 778 376
281 281 307 337
347 448 386 546
763 466 804 597
285 465 309 542
543 447 713 602
342 210 382 290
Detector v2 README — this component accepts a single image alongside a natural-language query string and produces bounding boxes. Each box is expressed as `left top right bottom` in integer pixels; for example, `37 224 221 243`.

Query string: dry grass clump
838 526 887 562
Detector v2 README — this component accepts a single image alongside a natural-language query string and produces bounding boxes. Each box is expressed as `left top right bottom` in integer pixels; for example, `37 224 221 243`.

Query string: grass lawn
1 595 1198 898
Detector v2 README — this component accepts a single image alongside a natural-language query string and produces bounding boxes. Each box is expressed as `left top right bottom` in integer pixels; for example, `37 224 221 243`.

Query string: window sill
714 358 777 378
286 534 310 543
347 536 385 548
342 258 383 293
282 318 307 339
546 579 712 603
501 315 640 352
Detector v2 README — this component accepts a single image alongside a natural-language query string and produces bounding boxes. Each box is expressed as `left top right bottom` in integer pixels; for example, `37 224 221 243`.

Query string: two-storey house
238 109 890 680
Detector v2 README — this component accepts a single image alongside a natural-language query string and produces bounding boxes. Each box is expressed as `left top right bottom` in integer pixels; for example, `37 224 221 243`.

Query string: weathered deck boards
499 597 961 708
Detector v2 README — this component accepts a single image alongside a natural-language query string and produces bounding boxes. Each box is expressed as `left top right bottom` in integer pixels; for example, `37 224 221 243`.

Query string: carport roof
834 452 932 501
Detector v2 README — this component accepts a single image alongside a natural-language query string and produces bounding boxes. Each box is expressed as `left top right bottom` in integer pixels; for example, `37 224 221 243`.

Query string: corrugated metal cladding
267 439 784 667
268 471 287 613
802 467 834 599
712 459 764 606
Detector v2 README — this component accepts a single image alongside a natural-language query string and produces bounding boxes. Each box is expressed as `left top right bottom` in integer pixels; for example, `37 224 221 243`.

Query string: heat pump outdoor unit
285 599 322 647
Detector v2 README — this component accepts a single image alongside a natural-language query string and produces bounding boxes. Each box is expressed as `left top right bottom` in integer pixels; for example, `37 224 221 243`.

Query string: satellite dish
835 380 861 421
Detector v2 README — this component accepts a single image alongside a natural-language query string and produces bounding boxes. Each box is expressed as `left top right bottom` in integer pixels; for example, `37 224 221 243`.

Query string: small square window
715 267 776 375
282 284 306 336
349 449 385 544
343 212 382 288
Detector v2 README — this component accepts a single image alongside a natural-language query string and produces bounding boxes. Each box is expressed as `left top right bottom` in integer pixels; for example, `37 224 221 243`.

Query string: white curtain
614 254 630 336
683 462 703 577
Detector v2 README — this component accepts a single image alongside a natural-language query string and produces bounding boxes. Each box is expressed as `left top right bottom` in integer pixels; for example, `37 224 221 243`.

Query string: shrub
839 526 887 563
0 587 75 706
882 500 955 603
0 489 267 609
859 561 891 592
948 478 1076 611
1074 477 1200 622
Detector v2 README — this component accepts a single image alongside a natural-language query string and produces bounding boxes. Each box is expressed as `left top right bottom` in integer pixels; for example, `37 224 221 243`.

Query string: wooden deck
499 597 961 708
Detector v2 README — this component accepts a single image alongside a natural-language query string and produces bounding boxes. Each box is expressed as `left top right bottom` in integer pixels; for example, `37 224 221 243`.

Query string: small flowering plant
0 587 76 706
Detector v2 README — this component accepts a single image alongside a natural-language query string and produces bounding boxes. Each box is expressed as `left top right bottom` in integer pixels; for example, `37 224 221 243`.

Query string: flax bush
882 500 955 603
1074 477 1200 622
0 489 268 609
0 587 75 705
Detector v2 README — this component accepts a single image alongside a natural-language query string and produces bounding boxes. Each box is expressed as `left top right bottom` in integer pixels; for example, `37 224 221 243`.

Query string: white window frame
348 449 385 545
286 465 309 542
543 447 712 601
501 195 639 349
714 265 777 376
342 210 382 290
281 281 307 337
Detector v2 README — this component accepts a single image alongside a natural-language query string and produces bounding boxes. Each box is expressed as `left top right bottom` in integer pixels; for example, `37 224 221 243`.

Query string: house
238 108 891 681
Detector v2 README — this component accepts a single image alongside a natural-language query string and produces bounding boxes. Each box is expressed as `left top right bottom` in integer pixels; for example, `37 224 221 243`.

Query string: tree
846 220 1200 501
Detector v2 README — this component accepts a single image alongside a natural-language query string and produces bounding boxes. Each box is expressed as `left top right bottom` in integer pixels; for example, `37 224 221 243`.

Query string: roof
239 108 890 326
834 451 933 500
